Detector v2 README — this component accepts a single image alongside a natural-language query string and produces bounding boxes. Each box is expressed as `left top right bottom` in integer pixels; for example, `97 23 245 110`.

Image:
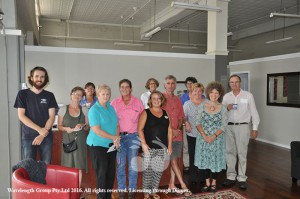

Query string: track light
171 1 222 12
265 37 293 44
172 45 198 49
270 12 300 18
144 27 161 38
114 42 144 47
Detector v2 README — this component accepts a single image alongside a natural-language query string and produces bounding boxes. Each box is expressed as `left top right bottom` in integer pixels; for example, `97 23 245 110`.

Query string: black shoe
210 185 217 193
222 179 236 186
239 181 247 189
201 185 210 192
183 167 189 173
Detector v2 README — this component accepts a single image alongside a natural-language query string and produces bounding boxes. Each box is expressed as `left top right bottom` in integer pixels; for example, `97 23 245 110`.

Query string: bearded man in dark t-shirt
14 66 58 164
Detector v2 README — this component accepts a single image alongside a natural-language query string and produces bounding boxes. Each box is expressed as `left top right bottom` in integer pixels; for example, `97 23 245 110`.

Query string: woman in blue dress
195 81 228 193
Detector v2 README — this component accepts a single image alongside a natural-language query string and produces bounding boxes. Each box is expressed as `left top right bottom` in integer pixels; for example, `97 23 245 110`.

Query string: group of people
14 66 260 199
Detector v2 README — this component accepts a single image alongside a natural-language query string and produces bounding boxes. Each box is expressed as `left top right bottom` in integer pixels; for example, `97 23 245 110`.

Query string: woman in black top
138 91 172 199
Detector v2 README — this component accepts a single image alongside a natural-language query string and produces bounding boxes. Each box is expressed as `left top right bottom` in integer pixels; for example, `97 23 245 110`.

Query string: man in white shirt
222 74 260 190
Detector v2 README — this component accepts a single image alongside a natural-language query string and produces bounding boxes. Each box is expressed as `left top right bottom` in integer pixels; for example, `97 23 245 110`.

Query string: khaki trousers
225 124 250 182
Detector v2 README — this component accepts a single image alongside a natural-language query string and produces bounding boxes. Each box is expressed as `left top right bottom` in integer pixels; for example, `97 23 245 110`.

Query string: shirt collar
230 88 243 96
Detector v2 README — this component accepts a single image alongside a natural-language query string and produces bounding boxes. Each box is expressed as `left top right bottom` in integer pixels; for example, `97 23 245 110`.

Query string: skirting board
256 138 290 149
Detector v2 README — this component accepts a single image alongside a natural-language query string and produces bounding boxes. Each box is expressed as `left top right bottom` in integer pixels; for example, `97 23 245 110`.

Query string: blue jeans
117 133 140 191
22 135 53 164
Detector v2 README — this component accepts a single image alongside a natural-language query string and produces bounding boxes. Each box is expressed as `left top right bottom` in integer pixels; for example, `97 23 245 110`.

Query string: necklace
208 101 219 111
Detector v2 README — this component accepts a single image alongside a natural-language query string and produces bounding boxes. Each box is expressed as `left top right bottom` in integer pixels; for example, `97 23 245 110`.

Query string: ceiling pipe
40 34 207 47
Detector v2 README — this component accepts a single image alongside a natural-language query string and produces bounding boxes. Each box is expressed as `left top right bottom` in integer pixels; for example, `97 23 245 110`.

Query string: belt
120 132 128 135
228 122 248 125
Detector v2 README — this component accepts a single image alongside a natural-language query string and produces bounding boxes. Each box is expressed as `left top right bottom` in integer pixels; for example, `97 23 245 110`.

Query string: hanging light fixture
270 0 300 18
270 12 300 18
266 0 293 44
145 27 161 38
171 1 222 12
114 42 144 46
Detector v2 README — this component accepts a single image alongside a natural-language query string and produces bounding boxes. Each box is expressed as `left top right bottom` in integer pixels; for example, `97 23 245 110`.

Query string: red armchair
12 164 81 199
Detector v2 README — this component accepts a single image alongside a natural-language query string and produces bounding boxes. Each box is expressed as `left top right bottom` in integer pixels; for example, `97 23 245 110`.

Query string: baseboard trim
256 138 290 149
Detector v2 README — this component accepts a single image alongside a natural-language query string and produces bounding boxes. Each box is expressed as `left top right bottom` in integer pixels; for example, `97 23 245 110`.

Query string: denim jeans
22 135 53 164
117 133 140 191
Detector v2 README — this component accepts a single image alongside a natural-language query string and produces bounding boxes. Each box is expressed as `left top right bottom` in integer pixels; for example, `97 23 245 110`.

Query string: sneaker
239 181 247 189
222 179 236 186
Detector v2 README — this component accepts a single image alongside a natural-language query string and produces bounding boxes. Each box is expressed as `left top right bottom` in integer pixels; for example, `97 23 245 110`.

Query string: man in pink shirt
111 79 144 199
163 75 192 197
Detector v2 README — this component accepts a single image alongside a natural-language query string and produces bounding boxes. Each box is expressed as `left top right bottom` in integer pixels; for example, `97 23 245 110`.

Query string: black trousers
187 136 205 182
89 145 117 199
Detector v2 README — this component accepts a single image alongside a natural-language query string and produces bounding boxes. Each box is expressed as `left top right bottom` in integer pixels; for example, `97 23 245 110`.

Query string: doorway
230 71 250 91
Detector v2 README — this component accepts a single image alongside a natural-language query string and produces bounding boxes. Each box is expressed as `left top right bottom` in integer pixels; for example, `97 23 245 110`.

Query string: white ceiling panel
38 0 75 20
36 0 300 33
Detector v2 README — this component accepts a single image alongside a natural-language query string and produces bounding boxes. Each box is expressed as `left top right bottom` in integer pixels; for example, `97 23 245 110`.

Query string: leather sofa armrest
12 168 71 199
46 165 79 188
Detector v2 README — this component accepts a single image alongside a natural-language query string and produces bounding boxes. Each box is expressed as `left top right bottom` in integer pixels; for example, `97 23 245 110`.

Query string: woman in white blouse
141 78 159 109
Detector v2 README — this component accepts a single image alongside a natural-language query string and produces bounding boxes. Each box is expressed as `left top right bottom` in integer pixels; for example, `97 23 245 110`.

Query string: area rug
175 189 248 199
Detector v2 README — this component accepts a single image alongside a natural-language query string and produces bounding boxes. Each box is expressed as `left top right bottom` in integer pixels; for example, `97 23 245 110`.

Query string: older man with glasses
222 74 260 190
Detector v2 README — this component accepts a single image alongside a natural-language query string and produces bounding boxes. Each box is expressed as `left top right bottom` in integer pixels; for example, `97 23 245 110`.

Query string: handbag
62 107 82 153
63 134 78 153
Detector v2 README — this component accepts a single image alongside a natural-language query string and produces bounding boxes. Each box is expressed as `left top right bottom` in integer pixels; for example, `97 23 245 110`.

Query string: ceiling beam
231 18 300 40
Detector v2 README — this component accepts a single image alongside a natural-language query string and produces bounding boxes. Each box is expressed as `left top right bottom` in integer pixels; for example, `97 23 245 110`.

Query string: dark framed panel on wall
176 81 186 97
267 72 300 108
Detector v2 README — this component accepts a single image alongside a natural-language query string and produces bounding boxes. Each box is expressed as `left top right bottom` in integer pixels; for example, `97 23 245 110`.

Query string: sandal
182 189 192 197
210 185 217 193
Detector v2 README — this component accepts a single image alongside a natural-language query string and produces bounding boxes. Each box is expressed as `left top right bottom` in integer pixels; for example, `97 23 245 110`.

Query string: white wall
229 53 300 148
25 46 215 105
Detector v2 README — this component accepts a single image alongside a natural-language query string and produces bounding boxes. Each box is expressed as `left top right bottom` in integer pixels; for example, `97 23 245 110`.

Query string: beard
32 81 47 89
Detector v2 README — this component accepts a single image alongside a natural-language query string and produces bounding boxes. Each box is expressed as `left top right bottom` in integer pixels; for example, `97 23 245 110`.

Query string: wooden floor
83 140 300 199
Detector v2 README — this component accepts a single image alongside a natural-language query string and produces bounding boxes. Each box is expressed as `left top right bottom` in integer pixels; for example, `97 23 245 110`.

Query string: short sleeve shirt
111 95 144 133
14 89 58 139
86 101 118 148
163 92 184 141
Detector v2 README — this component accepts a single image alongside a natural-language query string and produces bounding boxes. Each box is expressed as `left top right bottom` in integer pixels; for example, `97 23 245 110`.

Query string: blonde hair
192 83 204 93
96 84 111 95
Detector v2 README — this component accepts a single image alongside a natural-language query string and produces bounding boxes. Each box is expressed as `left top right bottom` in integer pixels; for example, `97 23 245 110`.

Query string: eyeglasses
72 92 83 97
229 81 240 85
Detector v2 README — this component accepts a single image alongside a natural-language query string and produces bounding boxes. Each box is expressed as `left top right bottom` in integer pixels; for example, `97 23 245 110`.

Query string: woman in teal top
195 81 228 193
87 84 120 199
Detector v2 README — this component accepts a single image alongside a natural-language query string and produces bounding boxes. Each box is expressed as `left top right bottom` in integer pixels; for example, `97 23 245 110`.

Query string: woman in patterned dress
194 81 228 193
